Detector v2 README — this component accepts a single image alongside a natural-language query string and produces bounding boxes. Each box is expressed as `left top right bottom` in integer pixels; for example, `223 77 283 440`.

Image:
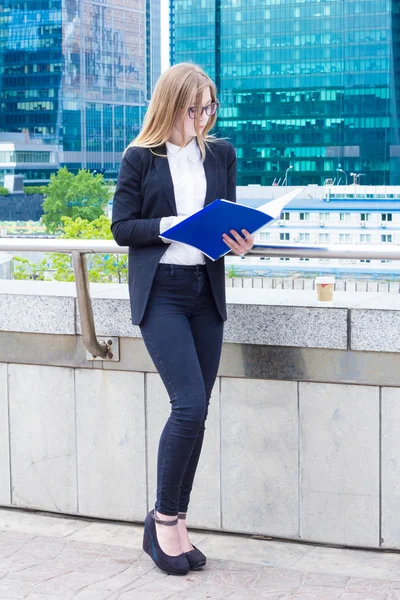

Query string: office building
171 0 400 186
0 0 161 183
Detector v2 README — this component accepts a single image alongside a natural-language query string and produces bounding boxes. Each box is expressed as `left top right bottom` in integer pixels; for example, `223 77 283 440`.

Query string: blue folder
159 199 274 261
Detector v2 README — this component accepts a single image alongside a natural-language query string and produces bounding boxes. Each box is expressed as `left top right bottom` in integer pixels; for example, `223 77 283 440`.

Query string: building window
340 234 351 243
360 234 371 243
259 232 270 241
319 213 330 221
319 233 329 242
280 233 290 241
282 212 290 220
0 151 52 164
381 234 393 242
299 212 310 221
381 213 392 222
299 233 310 241
360 213 370 221
340 213 350 221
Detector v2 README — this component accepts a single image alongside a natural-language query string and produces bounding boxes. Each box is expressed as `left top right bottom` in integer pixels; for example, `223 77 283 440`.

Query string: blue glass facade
171 0 400 185
0 0 161 182
0 0 62 161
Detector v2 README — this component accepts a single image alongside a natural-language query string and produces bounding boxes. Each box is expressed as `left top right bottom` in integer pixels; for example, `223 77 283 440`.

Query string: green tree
51 216 127 283
41 168 112 233
12 256 47 280
62 214 113 239
12 215 128 284
41 167 73 233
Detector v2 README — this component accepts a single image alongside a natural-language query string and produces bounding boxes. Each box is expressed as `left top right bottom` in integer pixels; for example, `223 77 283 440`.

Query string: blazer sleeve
111 148 163 248
227 143 237 204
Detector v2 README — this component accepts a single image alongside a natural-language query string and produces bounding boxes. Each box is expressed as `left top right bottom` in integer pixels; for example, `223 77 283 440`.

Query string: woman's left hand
222 229 255 256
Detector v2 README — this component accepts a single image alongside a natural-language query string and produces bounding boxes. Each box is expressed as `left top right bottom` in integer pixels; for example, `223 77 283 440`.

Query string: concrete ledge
351 303 400 352
225 304 347 349
2 281 400 549
1 280 399 352
2 332 400 386
0 292 76 335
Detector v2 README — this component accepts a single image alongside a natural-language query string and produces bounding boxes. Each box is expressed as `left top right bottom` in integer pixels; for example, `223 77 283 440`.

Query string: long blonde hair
125 63 219 160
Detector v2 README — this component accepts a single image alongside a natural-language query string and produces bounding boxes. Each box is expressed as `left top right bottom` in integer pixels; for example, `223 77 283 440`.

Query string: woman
111 62 254 576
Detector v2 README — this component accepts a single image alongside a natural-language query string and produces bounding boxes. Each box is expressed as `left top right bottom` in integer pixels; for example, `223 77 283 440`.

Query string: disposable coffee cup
315 276 335 303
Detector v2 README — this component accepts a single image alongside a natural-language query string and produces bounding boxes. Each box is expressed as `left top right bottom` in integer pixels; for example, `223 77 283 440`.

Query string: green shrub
0 187 9 196
24 185 47 195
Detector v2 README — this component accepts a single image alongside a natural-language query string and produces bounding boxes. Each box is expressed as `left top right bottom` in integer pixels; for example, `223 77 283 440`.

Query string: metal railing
1 238 400 359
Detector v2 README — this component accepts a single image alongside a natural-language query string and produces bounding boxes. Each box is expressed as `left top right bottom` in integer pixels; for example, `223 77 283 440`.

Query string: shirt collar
166 138 200 163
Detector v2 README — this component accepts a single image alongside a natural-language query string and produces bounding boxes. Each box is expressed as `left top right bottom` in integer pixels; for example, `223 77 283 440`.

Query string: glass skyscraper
171 0 400 186
0 0 160 182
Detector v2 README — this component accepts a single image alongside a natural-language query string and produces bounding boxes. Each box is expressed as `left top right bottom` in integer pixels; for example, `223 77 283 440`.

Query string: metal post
72 251 109 359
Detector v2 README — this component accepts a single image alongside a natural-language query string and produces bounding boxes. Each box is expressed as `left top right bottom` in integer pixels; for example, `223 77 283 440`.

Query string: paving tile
53 561 160 597
204 559 270 572
196 533 312 568
293 546 400 582
339 594 389 600
0 509 89 538
0 507 400 599
289 585 343 598
65 520 144 548
345 577 393 592
0 579 35 599
228 591 286 600
25 595 74 600
248 567 303 591
302 571 350 587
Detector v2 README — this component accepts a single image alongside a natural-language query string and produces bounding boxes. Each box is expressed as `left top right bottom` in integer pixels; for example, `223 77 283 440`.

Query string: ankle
156 510 178 523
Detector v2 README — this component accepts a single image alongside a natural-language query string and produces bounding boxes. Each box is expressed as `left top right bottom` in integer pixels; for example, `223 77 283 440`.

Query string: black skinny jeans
140 263 224 516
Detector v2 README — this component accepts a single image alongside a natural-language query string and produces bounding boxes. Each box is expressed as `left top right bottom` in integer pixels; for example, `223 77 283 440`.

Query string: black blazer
111 139 237 325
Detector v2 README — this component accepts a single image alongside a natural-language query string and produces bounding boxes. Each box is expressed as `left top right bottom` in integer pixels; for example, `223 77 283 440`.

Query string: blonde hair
125 63 219 160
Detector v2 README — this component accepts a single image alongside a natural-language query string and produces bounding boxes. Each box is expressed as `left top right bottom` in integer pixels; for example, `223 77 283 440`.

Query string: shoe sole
189 561 206 570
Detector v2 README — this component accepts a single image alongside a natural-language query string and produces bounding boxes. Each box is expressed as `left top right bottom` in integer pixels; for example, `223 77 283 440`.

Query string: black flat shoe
178 512 207 570
142 509 190 576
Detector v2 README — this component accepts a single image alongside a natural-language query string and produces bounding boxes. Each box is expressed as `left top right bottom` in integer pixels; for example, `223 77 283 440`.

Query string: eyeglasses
187 101 219 120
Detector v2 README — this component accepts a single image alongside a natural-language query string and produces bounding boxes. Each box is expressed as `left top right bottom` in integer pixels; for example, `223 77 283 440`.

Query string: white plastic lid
315 276 335 284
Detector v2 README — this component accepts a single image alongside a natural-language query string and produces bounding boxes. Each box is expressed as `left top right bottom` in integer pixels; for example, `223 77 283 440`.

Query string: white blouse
159 138 207 265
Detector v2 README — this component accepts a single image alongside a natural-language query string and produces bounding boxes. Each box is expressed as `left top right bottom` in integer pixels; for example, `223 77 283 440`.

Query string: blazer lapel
204 143 219 206
153 145 177 215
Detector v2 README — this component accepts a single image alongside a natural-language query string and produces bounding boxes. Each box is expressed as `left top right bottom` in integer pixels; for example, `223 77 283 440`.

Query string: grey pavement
0 508 399 599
